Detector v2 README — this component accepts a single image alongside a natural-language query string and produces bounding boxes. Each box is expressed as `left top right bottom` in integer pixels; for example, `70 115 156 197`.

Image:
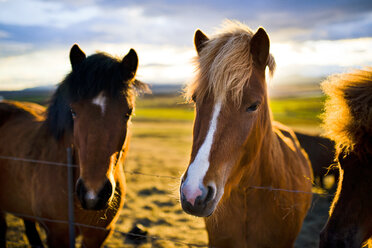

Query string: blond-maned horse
0 44 148 247
179 21 313 248
320 68 372 248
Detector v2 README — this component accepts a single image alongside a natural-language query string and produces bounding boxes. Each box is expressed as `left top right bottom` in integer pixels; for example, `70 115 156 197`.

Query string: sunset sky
0 0 371 90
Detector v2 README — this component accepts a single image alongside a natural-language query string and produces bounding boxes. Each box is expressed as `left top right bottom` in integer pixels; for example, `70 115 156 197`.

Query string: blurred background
0 0 371 247
1 0 372 91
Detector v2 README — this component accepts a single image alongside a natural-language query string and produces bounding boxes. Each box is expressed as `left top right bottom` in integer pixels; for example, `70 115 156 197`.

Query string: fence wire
0 154 334 247
0 155 334 196
3 211 208 248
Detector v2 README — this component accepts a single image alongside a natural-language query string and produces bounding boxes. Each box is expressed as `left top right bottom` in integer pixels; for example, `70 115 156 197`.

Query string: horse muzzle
76 178 114 210
180 180 219 217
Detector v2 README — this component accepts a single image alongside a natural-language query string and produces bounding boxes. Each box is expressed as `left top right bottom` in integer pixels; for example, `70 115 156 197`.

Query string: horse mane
46 52 148 140
185 20 276 106
321 67 372 155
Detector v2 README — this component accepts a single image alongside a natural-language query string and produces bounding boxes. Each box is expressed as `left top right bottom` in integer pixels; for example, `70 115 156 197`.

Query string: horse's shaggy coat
181 21 313 248
320 68 372 248
322 68 372 155
0 45 148 247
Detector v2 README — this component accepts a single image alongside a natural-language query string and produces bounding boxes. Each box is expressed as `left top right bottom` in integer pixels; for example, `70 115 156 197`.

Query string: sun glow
0 38 371 90
271 38 372 83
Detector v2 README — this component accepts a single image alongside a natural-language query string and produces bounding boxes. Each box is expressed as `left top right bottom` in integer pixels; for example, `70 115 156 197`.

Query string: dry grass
4 95 332 247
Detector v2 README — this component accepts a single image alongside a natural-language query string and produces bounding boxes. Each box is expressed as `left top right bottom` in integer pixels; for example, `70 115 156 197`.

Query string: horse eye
71 109 76 119
125 108 133 118
246 102 260 112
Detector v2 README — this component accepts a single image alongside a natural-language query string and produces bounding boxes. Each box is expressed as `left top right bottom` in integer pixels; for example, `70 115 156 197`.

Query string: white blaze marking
182 99 222 201
92 92 106 114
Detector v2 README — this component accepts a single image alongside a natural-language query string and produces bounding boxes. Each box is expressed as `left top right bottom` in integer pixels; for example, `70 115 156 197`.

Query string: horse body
0 45 147 247
0 107 125 245
320 68 372 248
205 121 312 248
294 131 337 190
180 21 312 247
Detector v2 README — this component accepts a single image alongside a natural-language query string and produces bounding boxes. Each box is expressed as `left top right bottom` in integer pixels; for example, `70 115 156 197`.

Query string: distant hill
0 84 185 105
21 85 56 92
148 84 184 95
0 86 55 105
0 81 324 105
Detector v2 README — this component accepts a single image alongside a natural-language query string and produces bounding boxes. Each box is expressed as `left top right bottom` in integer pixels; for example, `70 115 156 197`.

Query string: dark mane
63 53 134 101
46 52 148 140
321 67 372 155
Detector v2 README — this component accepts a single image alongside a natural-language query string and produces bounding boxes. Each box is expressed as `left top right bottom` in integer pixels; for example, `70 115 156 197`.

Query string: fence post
67 147 75 248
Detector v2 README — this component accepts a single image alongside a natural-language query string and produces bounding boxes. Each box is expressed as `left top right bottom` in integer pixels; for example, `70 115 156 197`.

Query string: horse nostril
205 186 215 203
97 179 113 202
195 183 216 206
76 178 89 209
75 178 114 210
205 182 217 203
76 178 87 200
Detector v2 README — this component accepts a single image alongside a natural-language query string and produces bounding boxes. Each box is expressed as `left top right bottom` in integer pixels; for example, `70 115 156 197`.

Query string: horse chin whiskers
107 193 119 209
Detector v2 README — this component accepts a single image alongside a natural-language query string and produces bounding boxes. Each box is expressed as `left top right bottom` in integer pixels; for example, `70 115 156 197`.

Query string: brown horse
0 44 148 247
319 68 372 248
179 21 313 248
294 131 337 190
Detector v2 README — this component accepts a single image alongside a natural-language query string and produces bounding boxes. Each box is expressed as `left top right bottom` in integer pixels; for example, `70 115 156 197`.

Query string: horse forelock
46 52 148 141
185 20 275 107
321 67 372 155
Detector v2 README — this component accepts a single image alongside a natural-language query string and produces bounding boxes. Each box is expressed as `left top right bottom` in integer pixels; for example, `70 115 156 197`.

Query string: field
3 93 334 247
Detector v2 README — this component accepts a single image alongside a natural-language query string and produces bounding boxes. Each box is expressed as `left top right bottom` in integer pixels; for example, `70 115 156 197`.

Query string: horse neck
37 121 76 163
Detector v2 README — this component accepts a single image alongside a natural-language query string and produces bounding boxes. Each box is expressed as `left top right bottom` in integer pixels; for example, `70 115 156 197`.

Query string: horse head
47 44 148 210
180 25 275 217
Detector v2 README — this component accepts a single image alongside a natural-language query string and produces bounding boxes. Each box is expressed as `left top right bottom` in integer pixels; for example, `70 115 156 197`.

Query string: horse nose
76 178 113 210
180 181 216 216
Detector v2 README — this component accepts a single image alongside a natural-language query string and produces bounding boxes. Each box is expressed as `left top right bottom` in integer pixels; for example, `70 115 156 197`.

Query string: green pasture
3 92 325 128
133 95 325 127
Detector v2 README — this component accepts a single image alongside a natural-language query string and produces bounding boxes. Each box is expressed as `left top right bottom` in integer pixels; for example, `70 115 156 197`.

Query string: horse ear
194 29 209 55
250 27 270 69
70 44 86 70
121 49 138 80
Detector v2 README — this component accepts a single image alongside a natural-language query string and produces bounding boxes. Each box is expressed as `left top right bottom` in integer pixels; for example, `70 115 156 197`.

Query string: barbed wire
3 211 208 248
0 155 179 179
0 155 78 168
247 186 333 197
0 154 334 197
0 154 334 247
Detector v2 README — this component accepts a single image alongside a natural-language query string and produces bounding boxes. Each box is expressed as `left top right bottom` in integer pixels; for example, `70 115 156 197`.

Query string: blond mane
185 20 276 106
321 67 372 154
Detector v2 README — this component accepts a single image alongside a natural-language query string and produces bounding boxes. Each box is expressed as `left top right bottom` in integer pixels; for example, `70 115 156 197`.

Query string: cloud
0 0 100 28
271 37 372 84
0 0 371 89
0 30 8 38
0 0 371 47
1 37 371 90
0 42 34 57
0 42 195 90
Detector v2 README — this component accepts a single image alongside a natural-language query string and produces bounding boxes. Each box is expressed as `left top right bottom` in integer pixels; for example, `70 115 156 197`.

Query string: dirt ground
4 121 334 247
